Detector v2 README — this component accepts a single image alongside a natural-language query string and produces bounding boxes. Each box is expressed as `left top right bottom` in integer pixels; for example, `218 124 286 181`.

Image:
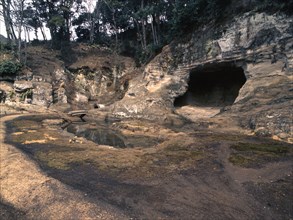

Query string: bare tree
0 0 17 43
83 0 99 44
140 0 146 50
12 0 26 61
102 0 118 51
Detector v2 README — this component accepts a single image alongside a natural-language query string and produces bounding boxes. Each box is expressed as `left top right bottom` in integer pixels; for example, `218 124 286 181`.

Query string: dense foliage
1 0 292 64
0 60 22 75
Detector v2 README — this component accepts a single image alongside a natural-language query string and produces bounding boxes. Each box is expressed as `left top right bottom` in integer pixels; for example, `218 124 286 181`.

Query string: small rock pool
66 123 163 148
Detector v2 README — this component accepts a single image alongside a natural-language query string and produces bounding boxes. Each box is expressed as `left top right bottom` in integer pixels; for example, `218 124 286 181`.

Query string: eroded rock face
0 45 137 108
52 69 68 104
68 47 136 105
32 82 53 106
14 81 33 93
112 12 293 141
0 80 53 106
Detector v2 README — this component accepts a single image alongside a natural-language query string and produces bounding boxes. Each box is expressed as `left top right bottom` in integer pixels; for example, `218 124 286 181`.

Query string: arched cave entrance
174 62 246 118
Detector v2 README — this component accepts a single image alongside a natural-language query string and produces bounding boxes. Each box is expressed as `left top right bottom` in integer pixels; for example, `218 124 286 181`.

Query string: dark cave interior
174 62 246 108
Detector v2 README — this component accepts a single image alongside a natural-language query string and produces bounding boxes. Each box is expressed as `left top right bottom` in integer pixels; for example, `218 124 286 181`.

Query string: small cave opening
174 62 246 108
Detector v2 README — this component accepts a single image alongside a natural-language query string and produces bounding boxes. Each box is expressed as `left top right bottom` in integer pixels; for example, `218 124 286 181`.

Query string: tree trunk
10 21 17 40
7 0 16 40
33 27 38 40
17 0 25 61
155 14 161 44
40 26 47 40
112 10 118 52
23 28 27 66
141 0 147 49
134 18 143 49
26 27 31 42
141 21 146 49
90 1 100 44
1 0 15 43
89 14 94 44
150 15 158 45
112 10 119 89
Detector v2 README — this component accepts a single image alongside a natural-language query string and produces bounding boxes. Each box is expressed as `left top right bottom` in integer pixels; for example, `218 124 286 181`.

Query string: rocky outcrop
0 45 137 108
32 82 53 106
1 80 52 106
52 69 68 104
112 12 293 142
14 81 33 93
67 45 137 105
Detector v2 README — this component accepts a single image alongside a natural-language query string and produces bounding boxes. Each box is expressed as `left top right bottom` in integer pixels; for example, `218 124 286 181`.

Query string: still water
67 123 163 148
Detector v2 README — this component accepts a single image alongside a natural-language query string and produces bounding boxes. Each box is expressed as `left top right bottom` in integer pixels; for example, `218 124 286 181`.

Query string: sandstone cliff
111 12 293 142
1 44 137 109
1 12 292 142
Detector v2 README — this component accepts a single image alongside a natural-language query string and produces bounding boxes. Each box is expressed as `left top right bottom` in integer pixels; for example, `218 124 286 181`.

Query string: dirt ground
0 108 292 219
0 114 127 220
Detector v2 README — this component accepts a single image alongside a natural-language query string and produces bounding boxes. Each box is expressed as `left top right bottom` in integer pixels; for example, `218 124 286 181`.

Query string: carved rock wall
112 12 293 141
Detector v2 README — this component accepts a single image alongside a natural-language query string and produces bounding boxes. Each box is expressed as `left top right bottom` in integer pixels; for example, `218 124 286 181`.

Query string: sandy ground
0 114 127 220
0 107 292 219
175 106 221 120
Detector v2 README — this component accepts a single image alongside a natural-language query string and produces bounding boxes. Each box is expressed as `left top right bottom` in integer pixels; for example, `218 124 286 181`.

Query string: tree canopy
1 0 292 64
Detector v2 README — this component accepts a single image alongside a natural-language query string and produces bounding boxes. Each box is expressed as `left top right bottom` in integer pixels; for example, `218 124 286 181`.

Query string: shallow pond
66 123 163 148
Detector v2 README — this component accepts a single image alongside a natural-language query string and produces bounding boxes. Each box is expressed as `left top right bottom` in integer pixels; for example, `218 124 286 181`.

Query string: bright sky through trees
0 5 7 37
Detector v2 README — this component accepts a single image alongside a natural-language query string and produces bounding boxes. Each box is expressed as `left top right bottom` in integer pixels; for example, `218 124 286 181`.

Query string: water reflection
67 123 163 148
67 124 126 148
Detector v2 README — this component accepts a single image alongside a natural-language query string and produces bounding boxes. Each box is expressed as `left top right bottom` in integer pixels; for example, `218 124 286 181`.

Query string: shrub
20 89 33 101
0 60 22 75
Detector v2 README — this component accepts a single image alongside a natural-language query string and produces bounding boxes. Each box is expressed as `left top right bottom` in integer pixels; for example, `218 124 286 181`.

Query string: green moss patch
35 148 90 170
12 119 42 130
231 143 289 154
126 140 206 179
229 142 292 167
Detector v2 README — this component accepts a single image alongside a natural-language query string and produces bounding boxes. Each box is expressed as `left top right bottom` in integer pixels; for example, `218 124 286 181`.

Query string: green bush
20 89 33 101
0 60 22 75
